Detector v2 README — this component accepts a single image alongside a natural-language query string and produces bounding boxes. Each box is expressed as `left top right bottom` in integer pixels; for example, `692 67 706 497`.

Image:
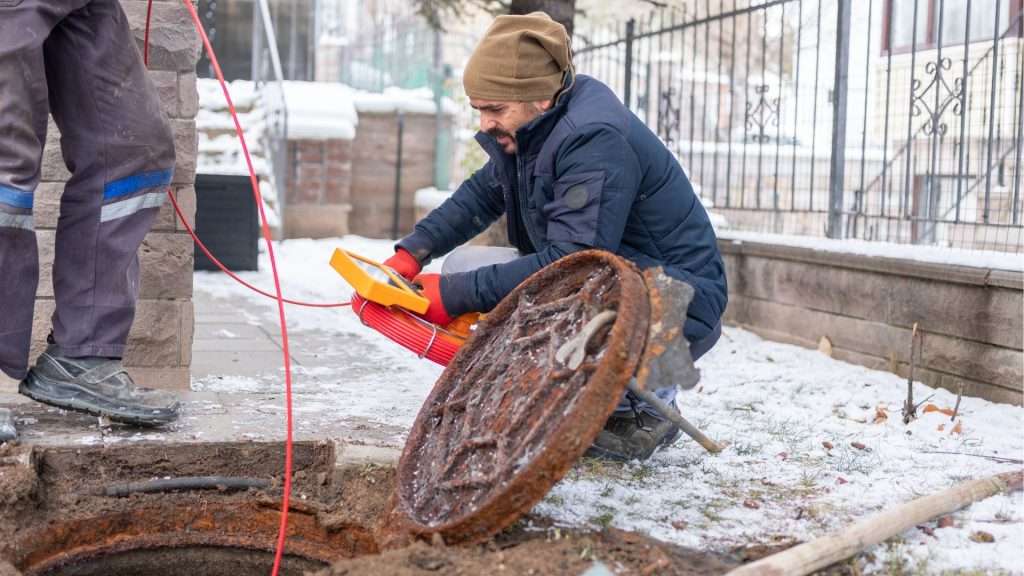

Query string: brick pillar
283 138 353 239
32 0 201 390
350 112 442 239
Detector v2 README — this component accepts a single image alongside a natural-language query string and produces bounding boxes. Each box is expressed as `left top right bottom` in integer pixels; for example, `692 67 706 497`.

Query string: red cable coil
351 295 463 367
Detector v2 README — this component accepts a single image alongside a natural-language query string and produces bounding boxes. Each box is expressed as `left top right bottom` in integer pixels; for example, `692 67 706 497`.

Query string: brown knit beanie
463 11 574 102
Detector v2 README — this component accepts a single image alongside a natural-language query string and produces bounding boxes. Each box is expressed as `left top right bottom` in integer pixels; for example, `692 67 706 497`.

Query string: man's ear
536 99 553 112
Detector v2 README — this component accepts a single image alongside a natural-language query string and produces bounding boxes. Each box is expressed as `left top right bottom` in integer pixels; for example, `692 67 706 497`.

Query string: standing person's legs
43 0 175 357
0 1 76 381
18 0 179 425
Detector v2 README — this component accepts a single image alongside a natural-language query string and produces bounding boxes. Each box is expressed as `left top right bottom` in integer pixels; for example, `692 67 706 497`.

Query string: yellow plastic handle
329 248 430 314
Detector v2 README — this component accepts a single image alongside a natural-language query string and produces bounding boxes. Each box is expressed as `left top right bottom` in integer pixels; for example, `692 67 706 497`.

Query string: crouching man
384 12 727 461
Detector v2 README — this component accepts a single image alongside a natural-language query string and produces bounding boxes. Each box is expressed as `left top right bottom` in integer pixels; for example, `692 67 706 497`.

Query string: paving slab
0 283 431 459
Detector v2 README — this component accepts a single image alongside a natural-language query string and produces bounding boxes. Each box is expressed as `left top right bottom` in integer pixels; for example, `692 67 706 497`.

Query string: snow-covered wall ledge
718 233 1023 406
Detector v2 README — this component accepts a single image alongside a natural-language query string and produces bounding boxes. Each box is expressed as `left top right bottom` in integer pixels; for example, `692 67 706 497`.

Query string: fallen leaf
851 441 869 451
937 423 946 432
950 420 963 435
671 520 687 530
923 404 956 417
822 441 834 450
873 406 888 423
937 516 955 528
777 452 788 461
836 477 849 485
917 525 936 537
743 499 761 509
969 531 994 543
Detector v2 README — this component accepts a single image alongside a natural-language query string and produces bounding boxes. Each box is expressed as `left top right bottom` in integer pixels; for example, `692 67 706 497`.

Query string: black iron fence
574 0 1024 253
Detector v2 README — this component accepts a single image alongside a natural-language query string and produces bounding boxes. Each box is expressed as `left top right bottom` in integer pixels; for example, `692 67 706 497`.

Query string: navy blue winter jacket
398 75 727 342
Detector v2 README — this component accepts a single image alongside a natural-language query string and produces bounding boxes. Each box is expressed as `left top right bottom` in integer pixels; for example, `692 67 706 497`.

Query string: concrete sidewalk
0 279 419 463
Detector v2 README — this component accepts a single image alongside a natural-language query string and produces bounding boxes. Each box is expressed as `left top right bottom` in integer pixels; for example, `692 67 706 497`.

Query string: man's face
471 99 552 154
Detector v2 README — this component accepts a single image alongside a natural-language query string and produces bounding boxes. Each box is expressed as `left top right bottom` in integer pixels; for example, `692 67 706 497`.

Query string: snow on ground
535 327 1023 574
194 236 1023 574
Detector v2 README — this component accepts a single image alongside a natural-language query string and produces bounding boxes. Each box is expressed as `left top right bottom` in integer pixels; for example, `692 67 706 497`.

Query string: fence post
392 111 405 240
624 18 636 111
827 0 852 239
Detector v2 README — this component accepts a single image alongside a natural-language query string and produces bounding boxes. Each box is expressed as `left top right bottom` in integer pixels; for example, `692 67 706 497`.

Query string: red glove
383 248 421 280
413 273 454 326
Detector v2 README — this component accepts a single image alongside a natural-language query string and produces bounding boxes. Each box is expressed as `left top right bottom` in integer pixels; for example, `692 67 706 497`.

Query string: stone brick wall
720 238 1023 405
350 112 439 239
32 0 200 390
284 139 352 239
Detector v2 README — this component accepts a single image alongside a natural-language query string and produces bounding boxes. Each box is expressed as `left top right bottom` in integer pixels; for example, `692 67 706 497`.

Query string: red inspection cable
166 191 349 308
160 2 296 574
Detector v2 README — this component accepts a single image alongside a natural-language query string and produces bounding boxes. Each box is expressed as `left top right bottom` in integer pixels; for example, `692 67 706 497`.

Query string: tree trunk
509 0 575 36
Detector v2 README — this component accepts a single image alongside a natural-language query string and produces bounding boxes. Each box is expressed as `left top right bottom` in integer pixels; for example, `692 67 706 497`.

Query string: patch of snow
719 229 1024 272
353 86 458 116
282 81 358 141
414 187 452 211
534 327 1023 574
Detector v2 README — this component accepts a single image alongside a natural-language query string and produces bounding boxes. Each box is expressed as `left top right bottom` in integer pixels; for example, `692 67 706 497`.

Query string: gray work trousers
441 246 722 416
0 0 176 380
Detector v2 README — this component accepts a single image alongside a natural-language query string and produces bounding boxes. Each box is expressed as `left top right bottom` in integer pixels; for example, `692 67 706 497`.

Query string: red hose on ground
173 3 295 574
166 191 349 308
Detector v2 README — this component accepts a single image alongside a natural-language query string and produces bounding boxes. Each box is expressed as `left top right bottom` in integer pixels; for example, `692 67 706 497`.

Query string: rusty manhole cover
391 250 650 545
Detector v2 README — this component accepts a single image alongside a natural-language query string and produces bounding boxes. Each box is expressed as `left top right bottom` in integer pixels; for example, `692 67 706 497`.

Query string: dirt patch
317 526 736 575
1 441 740 576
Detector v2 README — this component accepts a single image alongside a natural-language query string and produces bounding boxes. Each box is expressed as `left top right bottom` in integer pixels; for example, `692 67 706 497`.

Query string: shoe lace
627 394 648 431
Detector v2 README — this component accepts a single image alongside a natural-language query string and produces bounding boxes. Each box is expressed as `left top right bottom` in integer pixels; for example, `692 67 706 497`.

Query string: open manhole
0 442 380 576
0 439 739 576
386 250 651 546
11 500 375 576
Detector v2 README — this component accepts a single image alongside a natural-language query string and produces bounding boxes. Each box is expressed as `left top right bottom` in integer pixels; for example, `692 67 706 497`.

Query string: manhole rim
11 500 376 575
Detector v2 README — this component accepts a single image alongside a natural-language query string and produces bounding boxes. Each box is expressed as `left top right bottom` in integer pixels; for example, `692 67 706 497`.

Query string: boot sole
19 372 178 427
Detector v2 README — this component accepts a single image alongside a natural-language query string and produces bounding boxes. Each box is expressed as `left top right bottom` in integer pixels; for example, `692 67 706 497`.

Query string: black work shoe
19 346 179 426
0 408 16 443
584 410 681 462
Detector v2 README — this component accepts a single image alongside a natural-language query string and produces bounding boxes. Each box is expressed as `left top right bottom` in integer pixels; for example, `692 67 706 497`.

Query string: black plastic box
193 173 259 271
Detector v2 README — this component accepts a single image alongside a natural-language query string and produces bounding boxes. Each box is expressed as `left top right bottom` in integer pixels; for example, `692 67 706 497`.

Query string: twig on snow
902 323 919 424
951 382 964 422
918 450 1023 465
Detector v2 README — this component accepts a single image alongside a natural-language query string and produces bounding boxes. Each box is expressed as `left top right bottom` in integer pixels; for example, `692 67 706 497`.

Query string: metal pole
392 111 405 240
432 28 450 190
251 2 263 82
624 18 636 110
983 4 1003 223
827 0 852 239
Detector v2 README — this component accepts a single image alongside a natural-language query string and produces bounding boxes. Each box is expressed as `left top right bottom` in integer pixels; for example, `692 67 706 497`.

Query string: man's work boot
19 346 179 426
0 408 16 443
584 409 682 462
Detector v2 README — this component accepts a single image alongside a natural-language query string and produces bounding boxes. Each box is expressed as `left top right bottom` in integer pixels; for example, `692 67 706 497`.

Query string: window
884 0 1021 53
941 0 1013 45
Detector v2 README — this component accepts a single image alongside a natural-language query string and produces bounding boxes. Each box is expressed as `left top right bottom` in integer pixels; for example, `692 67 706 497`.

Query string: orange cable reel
330 249 480 366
